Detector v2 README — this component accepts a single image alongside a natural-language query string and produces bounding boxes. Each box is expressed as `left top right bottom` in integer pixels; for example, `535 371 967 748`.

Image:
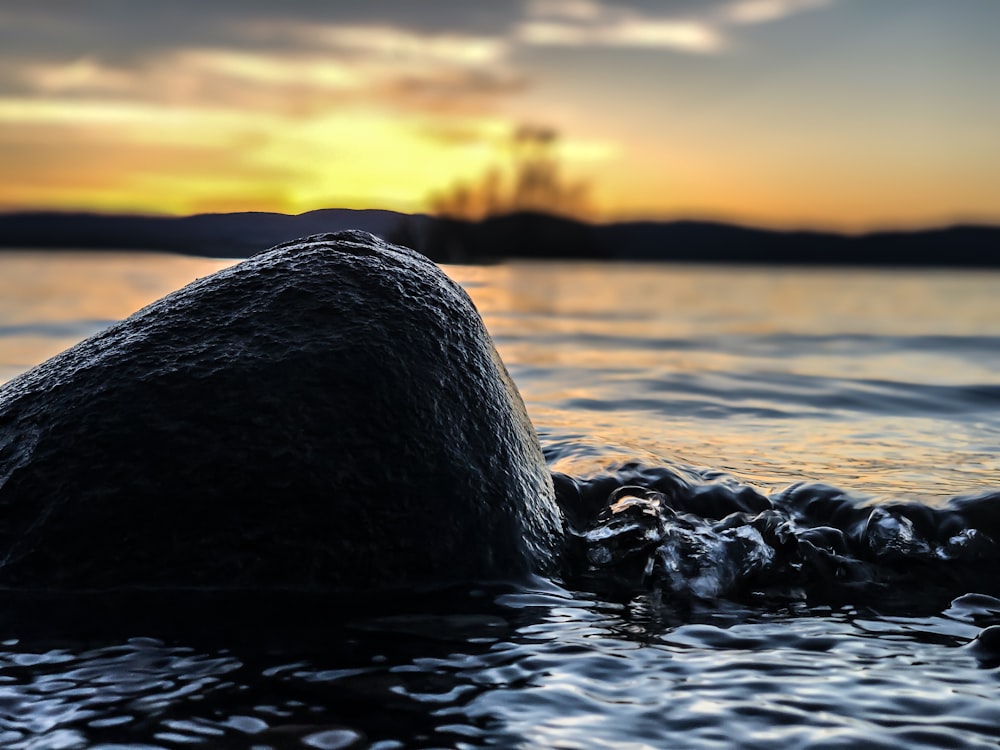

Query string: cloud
0 1 842 113
722 0 833 25
2 17 523 119
176 50 362 89
0 4 524 112
15 57 135 97
227 21 525 112
519 1 722 53
518 19 721 52
518 0 836 53
294 24 510 66
0 3 522 64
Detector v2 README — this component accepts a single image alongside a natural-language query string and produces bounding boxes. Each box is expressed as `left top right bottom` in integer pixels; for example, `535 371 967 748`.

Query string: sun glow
0 2 996 229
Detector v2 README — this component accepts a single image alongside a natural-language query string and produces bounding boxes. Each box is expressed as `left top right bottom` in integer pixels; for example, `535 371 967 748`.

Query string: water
2 251 1000 748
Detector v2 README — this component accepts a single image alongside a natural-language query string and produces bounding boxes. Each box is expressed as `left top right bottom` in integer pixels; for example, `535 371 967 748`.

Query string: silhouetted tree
431 125 591 221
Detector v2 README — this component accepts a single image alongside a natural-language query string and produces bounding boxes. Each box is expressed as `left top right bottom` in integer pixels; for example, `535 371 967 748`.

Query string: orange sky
1 1 998 230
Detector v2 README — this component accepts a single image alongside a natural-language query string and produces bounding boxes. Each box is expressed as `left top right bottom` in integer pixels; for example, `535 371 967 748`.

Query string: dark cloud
0 2 755 64
0 2 531 113
0 0 843 83
0 2 522 65
0 0 851 110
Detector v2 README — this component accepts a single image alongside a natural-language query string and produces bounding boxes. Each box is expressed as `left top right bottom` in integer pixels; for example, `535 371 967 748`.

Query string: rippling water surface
1 251 1000 748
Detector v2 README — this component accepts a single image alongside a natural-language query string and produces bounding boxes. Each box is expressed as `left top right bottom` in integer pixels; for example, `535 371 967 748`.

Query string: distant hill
0 209 423 258
0 208 997 267
403 213 999 267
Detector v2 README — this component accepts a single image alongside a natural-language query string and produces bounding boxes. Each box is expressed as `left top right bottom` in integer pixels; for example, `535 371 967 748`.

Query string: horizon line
0 206 997 238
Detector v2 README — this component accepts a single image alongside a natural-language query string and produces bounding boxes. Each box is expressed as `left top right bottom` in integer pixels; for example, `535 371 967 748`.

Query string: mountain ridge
0 209 996 266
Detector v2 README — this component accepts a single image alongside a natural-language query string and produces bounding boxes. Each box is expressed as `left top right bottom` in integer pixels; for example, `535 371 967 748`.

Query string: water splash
559 463 1000 610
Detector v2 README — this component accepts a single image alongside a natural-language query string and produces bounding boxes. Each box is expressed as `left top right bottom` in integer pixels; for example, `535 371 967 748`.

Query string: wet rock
0 231 564 590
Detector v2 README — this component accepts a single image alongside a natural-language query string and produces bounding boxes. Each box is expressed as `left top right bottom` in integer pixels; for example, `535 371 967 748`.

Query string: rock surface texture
0 231 564 589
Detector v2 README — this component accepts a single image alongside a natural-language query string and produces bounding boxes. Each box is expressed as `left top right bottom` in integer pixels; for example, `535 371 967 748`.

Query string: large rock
0 231 564 590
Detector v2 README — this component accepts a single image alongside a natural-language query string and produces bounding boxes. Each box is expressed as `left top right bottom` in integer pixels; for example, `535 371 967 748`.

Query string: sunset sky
1 1 997 230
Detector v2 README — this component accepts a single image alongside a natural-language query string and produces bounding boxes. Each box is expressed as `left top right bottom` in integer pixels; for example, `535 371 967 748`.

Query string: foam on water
557 461 1000 614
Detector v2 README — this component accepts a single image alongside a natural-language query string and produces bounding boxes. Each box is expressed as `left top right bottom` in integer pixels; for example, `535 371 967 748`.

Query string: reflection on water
1 586 1000 749
2 251 1000 747
2 253 999 506
2 254 999 497
449 262 1000 500
462 262 1000 339
0 252 235 382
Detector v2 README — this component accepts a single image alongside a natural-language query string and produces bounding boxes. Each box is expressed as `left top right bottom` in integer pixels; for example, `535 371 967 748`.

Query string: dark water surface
1 252 1000 748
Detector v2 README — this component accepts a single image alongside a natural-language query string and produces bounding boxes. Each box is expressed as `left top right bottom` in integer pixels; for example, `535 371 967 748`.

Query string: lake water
1 251 1000 748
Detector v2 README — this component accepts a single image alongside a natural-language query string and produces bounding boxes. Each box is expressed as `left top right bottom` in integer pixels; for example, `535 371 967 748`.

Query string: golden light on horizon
0 87 615 218
0 2 997 230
